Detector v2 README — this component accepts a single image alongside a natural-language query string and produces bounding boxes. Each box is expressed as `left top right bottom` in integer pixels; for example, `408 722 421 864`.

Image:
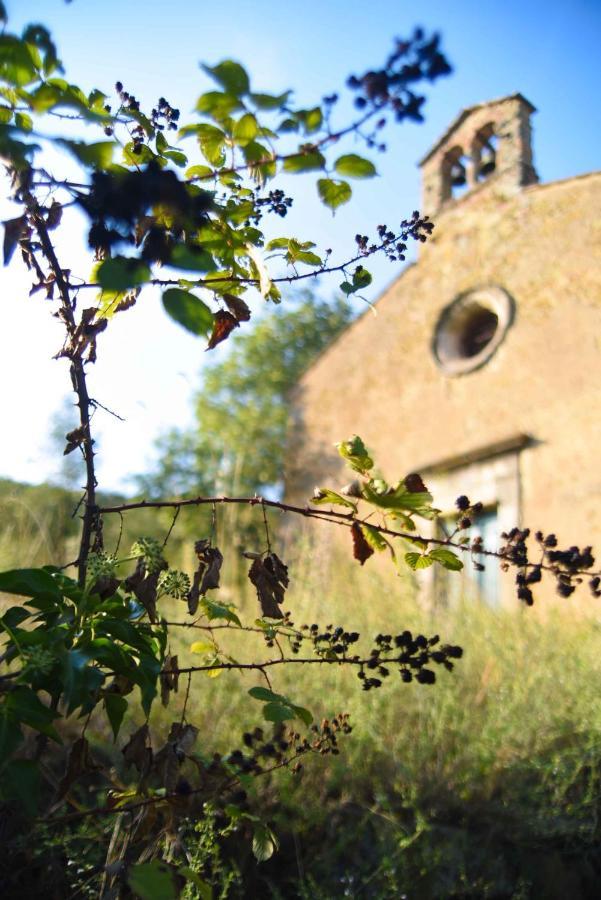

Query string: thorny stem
22 185 98 586
98 494 601 579
65 240 406 293
165 655 434 677
47 743 315 825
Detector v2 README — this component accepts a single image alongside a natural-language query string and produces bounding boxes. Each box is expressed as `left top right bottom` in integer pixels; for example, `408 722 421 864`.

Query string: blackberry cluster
255 189 293 218
454 495 483 530
355 211 434 263
494 528 598 605
151 96 180 132
113 81 147 152
358 631 462 691
346 28 451 123
210 716 352 778
535 531 597 599
303 623 360 658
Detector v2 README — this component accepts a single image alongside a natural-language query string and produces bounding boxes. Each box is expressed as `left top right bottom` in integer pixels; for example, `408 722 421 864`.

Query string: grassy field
145 531 601 898
3 482 601 897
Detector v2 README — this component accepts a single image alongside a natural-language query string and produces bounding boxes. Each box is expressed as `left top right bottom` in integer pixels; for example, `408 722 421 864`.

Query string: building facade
286 95 601 605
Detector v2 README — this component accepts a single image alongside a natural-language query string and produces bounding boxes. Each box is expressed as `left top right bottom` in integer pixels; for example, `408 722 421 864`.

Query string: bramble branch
97 493 601 582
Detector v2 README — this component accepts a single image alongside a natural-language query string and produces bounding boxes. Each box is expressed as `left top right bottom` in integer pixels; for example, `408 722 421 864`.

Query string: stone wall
286 170 601 604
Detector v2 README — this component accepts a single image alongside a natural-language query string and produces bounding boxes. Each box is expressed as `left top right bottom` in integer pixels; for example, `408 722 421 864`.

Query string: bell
450 160 466 187
477 141 496 179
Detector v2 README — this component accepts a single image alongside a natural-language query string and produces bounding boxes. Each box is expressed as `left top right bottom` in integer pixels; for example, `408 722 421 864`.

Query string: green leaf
353 267 372 289
58 139 114 169
14 111 33 132
202 60 250 96
195 123 226 167
262 701 296 724
104 693 128 741
360 523 388 552
127 859 179 900
233 113 258 146
297 106 323 134
248 686 283 703
169 244 217 273
190 639 217 655
339 266 372 296
252 824 278 862
0 35 40 87
1 759 40 817
283 149 326 173
155 131 168 154
123 142 155 166
404 552 434 571
178 867 212 900
0 606 30 630
334 153 377 178
5 687 61 741
336 435 374 474
96 257 150 292
250 90 291 110
186 164 214 180
265 237 290 250
200 597 241 627
317 178 352 211
62 649 105 715
311 488 357 510
162 288 213 337
195 90 243 119
429 548 464 571
0 707 23 764
249 688 313 726
0 568 61 602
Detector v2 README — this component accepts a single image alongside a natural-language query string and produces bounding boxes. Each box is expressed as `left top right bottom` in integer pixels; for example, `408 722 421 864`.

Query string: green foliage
3 10 596 899
316 177 352 210
334 153 377 178
162 288 214 337
248 686 312 726
140 294 354 498
95 255 150 291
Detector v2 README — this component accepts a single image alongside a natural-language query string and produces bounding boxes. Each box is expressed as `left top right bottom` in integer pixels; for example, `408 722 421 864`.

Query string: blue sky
1 0 599 491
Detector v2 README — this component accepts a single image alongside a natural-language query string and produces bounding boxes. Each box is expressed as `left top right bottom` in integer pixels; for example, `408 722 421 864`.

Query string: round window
433 286 514 375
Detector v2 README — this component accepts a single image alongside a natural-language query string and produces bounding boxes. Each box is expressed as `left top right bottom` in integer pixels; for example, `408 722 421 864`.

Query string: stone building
286 94 601 605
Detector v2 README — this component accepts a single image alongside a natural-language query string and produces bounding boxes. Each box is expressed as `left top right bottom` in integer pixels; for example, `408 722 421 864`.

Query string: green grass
155 535 601 897
4 488 601 897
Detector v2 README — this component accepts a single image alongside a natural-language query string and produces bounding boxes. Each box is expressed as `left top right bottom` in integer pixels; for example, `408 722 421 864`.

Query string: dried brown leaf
351 521 374 565
153 742 180 793
206 310 239 350
187 540 223 615
168 722 198 756
160 654 179 707
45 200 63 231
248 552 289 619
122 724 152 774
3 215 28 265
124 558 165 622
89 575 121 600
56 737 101 801
64 425 86 456
404 473 428 493
223 293 251 322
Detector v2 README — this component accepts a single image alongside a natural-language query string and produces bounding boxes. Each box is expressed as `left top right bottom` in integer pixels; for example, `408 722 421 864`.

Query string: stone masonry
286 94 601 605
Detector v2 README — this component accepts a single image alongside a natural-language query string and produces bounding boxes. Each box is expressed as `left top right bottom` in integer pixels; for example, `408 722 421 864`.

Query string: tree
0 7 598 897
139 293 354 500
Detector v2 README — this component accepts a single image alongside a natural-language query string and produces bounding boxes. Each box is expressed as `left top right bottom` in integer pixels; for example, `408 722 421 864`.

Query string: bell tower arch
419 94 538 217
